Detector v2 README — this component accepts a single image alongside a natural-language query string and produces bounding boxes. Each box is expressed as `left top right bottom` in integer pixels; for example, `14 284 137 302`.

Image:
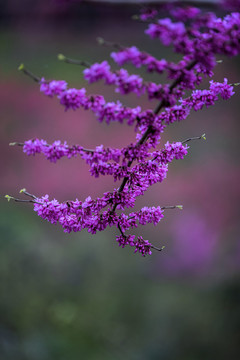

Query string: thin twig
96 37 124 50
182 134 206 144
151 244 165 252
161 205 183 210
5 196 35 204
10 141 95 153
20 189 37 199
18 64 41 83
58 54 91 67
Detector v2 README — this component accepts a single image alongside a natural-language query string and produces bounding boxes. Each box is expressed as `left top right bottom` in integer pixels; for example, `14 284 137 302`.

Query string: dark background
1 1 240 359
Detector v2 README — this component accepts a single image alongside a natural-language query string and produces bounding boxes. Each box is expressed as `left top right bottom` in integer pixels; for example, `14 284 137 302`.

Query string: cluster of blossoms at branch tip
8 2 240 256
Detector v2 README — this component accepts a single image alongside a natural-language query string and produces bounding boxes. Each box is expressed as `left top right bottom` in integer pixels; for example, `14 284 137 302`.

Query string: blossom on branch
7 2 240 256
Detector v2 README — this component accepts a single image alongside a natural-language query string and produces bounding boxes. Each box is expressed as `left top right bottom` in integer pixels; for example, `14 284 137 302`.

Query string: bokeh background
1 1 240 359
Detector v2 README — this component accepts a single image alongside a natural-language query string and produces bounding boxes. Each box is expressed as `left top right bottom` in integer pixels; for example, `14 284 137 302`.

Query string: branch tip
152 245 165 252
176 205 183 210
19 188 27 194
96 37 104 45
5 195 13 202
201 133 206 140
18 63 24 71
58 54 66 61
132 14 139 20
9 142 16 146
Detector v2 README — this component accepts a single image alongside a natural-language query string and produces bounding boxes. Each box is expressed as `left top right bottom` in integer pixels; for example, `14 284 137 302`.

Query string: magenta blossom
8 3 240 256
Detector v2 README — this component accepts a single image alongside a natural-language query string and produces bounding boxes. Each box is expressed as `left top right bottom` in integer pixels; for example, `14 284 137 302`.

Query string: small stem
182 133 206 144
151 244 165 252
161 205 183 210
10 141 95 153
18 64 41 83
6 196 34 203
20 189 37 199
96 37 124 50
5 193 43 205
14 198 35 203
58 54 91 67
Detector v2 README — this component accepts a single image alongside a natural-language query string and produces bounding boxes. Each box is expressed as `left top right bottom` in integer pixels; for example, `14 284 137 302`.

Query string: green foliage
1 205 240 359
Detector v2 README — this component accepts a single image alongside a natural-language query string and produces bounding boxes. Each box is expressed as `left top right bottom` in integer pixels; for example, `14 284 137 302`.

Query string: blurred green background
1 1 240 359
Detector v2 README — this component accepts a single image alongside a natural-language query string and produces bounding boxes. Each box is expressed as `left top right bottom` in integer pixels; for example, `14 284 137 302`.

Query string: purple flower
83 61 116 84
43 140 69 163
153 142 188 164
209 78 235 99
111 46 142 66
60 88 87 110
111 47 168 74
140 7 158 21
135 236 152 256
145 18 186 45
115 69 144 96
116 234 152 256
23 139 47 155
40 78 67 97
170 6 201 21
134 206 164 226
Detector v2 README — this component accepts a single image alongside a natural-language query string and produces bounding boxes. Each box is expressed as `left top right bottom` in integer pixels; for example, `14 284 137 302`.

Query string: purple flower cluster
152 142 188 164
110 11 240 98
39 75 234 154
157 79 234 125
40 78 144 126
20 139 189 186
116 235 153 256
134 206 164 226
111 46 168 73
146 18 186 46
139 7 158 21
83 61 115 84
180 78 234 111
40 79 67 96
145 12 240 71
84 61 174 101
170 6 201 21
33 194 165 250
23 138 80 163
83 59 201 105
11 4 240 255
